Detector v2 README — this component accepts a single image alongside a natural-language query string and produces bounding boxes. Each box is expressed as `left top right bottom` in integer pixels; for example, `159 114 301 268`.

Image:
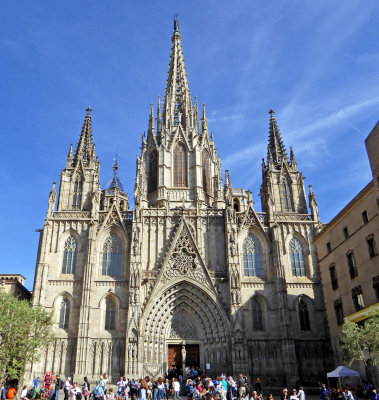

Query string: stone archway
139 280 230 377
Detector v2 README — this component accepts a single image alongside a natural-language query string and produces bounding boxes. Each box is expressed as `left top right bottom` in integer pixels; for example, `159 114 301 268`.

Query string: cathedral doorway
167 344 200 368
168 344 182 368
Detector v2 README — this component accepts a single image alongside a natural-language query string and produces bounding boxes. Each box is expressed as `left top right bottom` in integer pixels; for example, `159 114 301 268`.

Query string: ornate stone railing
275 213 312 222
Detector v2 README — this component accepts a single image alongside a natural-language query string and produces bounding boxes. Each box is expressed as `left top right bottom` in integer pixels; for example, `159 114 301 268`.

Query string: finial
86 106 92 114
269 109 275 117
113 155 119 176
174 14 179 31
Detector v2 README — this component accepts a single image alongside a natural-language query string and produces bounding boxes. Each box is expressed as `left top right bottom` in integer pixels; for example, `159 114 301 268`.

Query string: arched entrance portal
139 280 230 378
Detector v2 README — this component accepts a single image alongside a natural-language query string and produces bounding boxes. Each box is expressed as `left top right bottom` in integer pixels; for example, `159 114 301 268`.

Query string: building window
366 235 377 258
326 242 331 254
334 299 344 325
373 276 379 302
202 149 211 195
352 286 365 311
62 236 78 274
59 299 70 329
347 251 358 278
298 299 310 331
281 178 294 212
173 143 187 187
102 233 122 276
105 299 116 330
289 238 306 277
233 198 240 212
252 298 264 331
329 265 338 290
72 179 83 209
148 149 158 193
362 210 368 224
242 234 264 277
343 227 349 239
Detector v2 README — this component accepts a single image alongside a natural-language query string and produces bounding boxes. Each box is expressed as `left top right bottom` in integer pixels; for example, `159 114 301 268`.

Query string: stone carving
169 313 198 339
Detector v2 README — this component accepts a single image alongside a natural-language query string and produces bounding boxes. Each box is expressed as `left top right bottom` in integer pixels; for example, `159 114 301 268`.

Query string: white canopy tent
327 366 361 378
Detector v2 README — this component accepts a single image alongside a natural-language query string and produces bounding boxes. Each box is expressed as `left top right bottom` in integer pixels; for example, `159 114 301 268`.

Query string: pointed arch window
281 178 293 212
105 299 116 330
62 236 78 274
252 297 264 331
202 149 211 195
243 234 264 277
173 143 187 187
72 178 83 209
148 149 158 194
298 298 310 331
290 238 306 277
102 233 122 276
59 299 70 329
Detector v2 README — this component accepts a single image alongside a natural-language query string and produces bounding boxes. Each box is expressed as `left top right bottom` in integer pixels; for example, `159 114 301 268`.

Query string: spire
309 184 320 222
148 103 155 135
163 16 193 130
73 107 95 166
66 144 73 166
105 156 125 192
267 109 288 164
201 103 208 135
157 96 162 133
194 96 199 133
290 146 297 169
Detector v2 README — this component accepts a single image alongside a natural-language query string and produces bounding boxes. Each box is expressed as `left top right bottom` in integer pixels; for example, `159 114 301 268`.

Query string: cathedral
28 19 333 387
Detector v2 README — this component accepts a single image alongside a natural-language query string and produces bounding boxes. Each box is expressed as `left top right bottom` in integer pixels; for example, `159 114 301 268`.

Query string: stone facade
0 274 32 300
27 20 333 387
314 121 379 383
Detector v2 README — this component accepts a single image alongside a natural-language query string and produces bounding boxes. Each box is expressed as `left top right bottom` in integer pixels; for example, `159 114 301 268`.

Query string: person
147 379 152 400
21 386 28 400
290 390 297 400
163 379 169 400
101 375 109 396
267 394 274 400
107 389 115 400
6 386 17 400
56 375 64 400
238 375 246 399
255 380 262 396
298 387 305 400
34 379 40 391
141 379 148 400
320 385 330 400
82 377 90 400
65 378 72 400
71 383 82 400
156 378 165 400
173 379 180 400
2 382 7 400
371 389 378 400
281 389 289 400
343 388 354 400
117 378 125 397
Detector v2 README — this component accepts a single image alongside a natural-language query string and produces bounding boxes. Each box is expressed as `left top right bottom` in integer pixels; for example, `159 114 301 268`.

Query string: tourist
71 383 82 400
290 390 297 400
21 385 28 400
343 388 354 400
254 380 262 396
82 377 90 400
55 375 64 400
156 379 165 400
238 375 246 399
163 379 170 400
117 378 124 397
371 389 378 400
107 389 115 400
251 391 259 400
173 379 180 400
34 378 40 391
64 378 72 400
297 387 305 400
320 385 329 400
147 379 152 400
6 385 16 400
267 394 274 400
141 379 148 400
102 375 109 396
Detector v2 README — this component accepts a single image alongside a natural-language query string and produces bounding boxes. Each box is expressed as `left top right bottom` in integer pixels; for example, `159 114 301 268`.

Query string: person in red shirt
6 387 16 400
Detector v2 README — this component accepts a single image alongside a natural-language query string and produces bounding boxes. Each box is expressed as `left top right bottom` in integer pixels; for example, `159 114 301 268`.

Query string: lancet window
102 233 122 276
72 178 83 209
62 236 78 274
59 299 70 329
290 238 306 277
298 298 310 330
202 149 211 195
105 299 116 330
173 143 187 187
252 297 264 331
243 234 264 277
281 178 294 212
148 149 158 193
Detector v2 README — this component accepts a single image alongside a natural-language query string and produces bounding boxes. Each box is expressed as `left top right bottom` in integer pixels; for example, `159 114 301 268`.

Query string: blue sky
1 1 378 289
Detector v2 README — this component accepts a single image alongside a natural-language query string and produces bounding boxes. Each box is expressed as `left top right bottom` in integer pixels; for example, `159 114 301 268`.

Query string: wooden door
168 345 182 368
185 344 199 367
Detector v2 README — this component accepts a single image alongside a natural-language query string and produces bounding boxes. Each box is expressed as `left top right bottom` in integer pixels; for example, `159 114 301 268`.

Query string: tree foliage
340 311 379 367
0 290 54 382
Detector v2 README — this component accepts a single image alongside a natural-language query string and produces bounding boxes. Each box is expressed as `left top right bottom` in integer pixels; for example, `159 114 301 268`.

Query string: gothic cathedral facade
28 21 333 387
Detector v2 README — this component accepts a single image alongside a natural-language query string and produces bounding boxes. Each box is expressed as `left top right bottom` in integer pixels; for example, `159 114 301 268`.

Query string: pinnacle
73 108 95 166
267 109 288 165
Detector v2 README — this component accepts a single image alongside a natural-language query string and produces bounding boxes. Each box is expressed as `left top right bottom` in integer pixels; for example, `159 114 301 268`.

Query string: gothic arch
140 280 230 341
53 292 75 331
99 293 120 331
250 294 267 332
173 142 188 187
58 229 82 253
285 232 310 278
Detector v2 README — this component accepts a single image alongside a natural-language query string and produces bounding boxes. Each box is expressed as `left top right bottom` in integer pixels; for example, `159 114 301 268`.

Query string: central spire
163 17 193 130
267 109 288 164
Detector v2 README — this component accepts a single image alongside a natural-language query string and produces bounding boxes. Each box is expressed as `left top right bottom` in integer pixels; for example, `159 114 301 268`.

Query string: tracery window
281 178 293 212
243 234 264 277
252 298 264 331
59 299 70 329
148 149 158 193
173 143 187 187
105 299 116 330
298 299 310 331
102 233 122 276
290 238 306 277
62 236 78 274
72 179 83 209
202 149 211 195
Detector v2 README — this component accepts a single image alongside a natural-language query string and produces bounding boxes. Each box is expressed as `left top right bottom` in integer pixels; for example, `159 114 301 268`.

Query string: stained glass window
243 235 264 277
298 299 310 330
59 299 70 329
173 143 187 187
102 233 122 276
202 149 211 195
105 299 116 330
62 236 78 274
281 179 293 212
290 238 306 277
252 298 264 331
72 179 83 209
148 149 158 193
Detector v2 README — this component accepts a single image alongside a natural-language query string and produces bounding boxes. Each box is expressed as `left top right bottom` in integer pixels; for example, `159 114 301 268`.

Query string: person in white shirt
173 379 181 400
101 374 109 395
290 389 298 400
117 378 125 396
297 387 305 400
65 378 72 400
71 382 82 400
21 386 28 400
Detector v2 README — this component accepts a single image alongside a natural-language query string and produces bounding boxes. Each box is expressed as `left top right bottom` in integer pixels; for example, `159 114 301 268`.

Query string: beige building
314 120 379 382
0 274 32 300
27 20 333 387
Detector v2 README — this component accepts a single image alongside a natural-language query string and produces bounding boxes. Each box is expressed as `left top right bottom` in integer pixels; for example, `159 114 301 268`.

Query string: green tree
0 289 54 383
339 311 379 367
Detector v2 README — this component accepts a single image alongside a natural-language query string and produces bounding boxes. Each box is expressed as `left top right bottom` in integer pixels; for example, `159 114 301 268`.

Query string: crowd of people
1 371 378 400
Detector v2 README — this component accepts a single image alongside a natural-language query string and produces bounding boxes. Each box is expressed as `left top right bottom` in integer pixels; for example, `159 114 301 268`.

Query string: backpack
59 381 64 390
27 389 35 398
76 392 82 400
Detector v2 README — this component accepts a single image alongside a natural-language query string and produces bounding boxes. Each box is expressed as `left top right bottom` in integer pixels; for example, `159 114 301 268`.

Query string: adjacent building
314 120 379 381
27 20 333 386
0 274 32 300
